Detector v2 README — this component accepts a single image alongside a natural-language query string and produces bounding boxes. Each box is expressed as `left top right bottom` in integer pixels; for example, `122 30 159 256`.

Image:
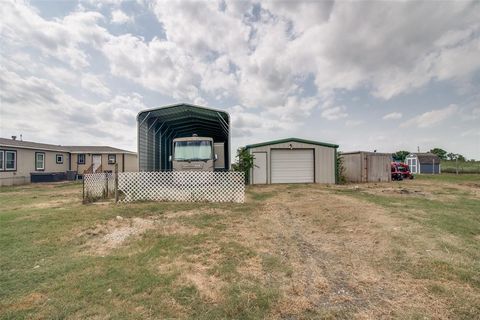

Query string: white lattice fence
84 173 115 199
118 171 245 203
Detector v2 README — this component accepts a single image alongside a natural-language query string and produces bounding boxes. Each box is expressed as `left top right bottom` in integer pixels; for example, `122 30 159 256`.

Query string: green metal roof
246 137 338 149
137 103 231 171
137 103 229 139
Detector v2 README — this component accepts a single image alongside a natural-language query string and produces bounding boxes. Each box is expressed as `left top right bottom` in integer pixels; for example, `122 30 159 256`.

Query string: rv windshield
174 140 212 161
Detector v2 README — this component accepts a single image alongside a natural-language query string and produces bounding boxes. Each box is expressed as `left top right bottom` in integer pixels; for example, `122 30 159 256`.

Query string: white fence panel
84 173 114 199
118 171 245 203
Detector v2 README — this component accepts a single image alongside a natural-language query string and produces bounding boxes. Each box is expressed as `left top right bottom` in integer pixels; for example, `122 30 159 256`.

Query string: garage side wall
248 141 336 184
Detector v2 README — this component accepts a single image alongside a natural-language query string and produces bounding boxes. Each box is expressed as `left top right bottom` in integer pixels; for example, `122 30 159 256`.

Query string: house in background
405 153 441 174
0 137 137 186
67 146 138 175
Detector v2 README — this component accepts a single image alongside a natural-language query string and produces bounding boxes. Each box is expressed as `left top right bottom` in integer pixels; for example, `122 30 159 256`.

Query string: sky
1 0 479 159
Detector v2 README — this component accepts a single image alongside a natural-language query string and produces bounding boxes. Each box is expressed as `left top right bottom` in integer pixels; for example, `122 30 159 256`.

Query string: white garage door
271 149 314 183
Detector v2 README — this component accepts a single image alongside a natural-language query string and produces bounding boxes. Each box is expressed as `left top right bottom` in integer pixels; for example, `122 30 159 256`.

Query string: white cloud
1 1 109 69
111 9 133 24
2 0 480 158
473 107 480 117
345 120 363 127
102 35 202 100
383 112 403 120
0 65 145 149
81 74 111 97
400 104 459 128
260 1 334 34
321 106 348 120
461 128 480 137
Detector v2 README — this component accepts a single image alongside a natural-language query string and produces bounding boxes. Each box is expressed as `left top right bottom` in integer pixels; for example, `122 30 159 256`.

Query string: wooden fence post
82 175 85 200
114 163 119 203
105 172 108 198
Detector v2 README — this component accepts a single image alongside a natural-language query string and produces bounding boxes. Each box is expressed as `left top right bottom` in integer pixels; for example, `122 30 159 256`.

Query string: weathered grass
1 177 479 318
441 160 480 174
334 176 480 298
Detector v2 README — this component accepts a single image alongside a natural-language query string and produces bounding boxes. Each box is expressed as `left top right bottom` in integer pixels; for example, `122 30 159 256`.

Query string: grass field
441 160 480 174
1 175 479 319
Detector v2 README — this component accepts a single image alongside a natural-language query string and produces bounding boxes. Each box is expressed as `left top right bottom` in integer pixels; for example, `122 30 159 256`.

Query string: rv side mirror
169 155 172 162
214 154 218 161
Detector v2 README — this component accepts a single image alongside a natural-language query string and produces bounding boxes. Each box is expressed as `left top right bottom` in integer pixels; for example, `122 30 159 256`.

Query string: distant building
405 153 441 174
0 137 137 186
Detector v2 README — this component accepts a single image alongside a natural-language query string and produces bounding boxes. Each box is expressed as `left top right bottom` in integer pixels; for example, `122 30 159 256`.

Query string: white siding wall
0 148 70 186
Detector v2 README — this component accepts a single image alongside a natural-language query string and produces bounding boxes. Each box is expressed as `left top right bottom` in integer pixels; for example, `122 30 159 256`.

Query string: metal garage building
246 138 338 184
137 103 230 171
341 151 392 182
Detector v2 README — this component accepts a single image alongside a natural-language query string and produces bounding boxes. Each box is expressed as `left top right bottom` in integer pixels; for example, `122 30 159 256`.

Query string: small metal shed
245 138 338 184
137 103 230 171
341 151 392 183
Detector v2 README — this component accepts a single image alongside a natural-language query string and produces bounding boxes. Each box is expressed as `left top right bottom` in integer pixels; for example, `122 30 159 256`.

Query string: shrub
232 147 254 184
336 153 347 184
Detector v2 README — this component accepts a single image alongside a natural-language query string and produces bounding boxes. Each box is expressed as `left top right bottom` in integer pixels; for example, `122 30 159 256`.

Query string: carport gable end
245 138 339 185
137 103 230 172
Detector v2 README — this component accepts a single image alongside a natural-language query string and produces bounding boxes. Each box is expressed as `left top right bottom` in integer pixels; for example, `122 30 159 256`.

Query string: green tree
447 152 457 161
392 151 410 162
336 153 347 184
231 147 255 184
429 148 447 160
457 154 466 162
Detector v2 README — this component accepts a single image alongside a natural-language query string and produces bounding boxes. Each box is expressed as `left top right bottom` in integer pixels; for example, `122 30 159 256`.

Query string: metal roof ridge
136 103 230 120
340 151 393 155
246 137 339 149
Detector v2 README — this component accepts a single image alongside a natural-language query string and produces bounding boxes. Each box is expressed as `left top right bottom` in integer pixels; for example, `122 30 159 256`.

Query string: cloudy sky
1 0 479 159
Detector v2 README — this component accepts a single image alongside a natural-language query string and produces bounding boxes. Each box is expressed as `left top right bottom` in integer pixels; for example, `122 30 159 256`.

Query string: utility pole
456 155 459 175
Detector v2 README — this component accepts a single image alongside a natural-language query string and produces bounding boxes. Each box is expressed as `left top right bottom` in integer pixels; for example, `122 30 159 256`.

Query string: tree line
392 148 474 162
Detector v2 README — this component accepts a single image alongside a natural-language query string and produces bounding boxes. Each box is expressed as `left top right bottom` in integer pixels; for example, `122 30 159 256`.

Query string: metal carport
137 103 230 171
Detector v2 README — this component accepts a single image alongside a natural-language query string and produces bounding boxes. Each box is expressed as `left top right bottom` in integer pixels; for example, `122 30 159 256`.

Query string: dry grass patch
79 217 157 255
2 176 479 319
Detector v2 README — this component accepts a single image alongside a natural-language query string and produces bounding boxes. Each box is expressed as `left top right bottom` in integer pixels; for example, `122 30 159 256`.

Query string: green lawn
0 183 277 319
414 172 480 183
441 160 480 174
334 175 480 318
1 177 479 319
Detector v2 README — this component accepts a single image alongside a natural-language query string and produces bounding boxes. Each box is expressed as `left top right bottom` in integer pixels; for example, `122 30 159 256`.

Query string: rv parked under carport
137 103 230 172
246 138 338 184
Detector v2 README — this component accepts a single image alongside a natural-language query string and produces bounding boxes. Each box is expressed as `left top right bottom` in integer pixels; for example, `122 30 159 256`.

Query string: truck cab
170 136 217 171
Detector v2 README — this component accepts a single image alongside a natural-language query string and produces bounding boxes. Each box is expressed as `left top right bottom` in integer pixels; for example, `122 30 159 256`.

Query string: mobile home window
108 154 116 164
35 152 45 171
5 150 17 171
78 154 85 164
56 154 64 164
0 150 3 170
